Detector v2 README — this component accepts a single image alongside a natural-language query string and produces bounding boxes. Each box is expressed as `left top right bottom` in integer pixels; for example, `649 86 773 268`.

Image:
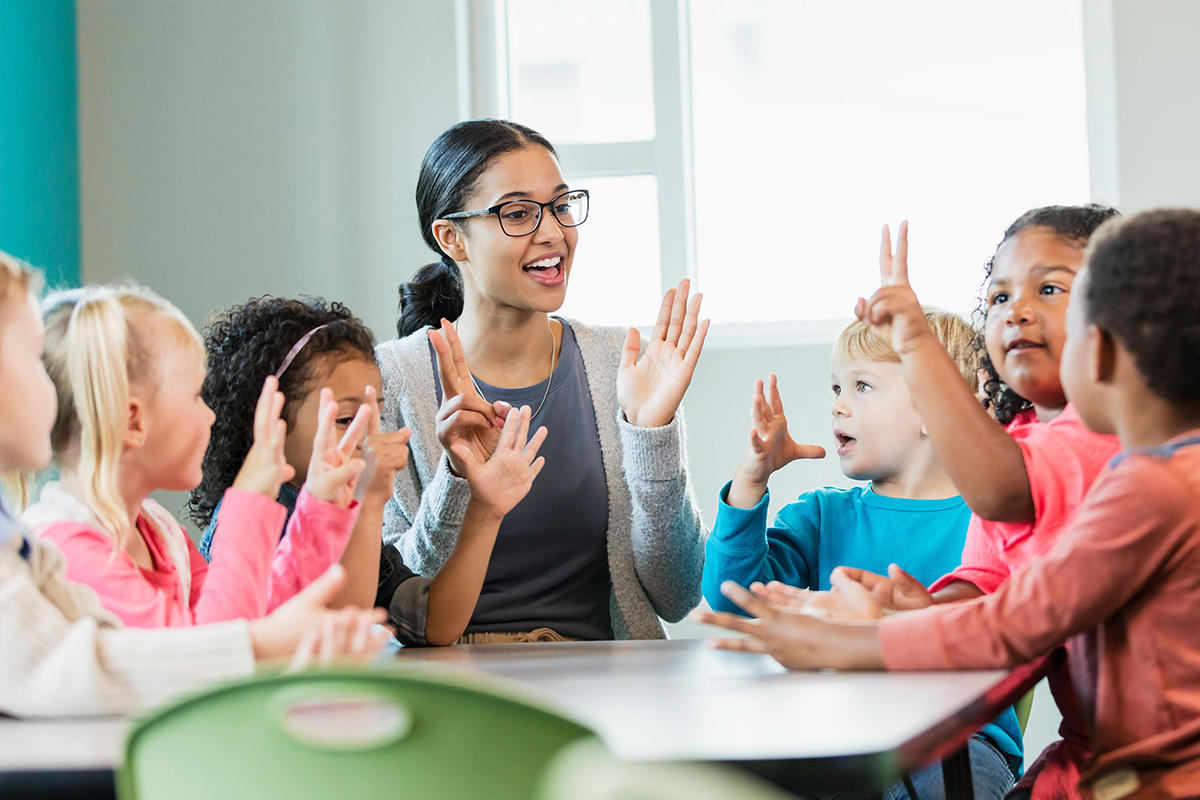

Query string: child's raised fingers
767 373 786 415
325 457 367 489
891 220 910 285
337 403 372 459
252 376 277 442
365 385 381 435
313 388 338 451
879 223 893 282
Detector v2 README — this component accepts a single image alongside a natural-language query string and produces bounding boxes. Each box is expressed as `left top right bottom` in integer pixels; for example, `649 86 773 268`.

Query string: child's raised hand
450 404 547 520
743 374 825 482
232 375 296 499
356 385 412 508
304 388 368 508
727 375 824 508
430 319 512 477
855 221 934 358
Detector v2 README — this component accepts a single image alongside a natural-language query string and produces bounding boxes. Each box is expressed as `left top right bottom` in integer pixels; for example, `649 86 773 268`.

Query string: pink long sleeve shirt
924 404 1122 799
882 432 1200 800
29 486 357 628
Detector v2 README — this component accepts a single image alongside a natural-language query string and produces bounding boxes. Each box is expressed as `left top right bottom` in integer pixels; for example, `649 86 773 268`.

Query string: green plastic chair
536 740 798 800
118 665 599 800
1015 689 1035 735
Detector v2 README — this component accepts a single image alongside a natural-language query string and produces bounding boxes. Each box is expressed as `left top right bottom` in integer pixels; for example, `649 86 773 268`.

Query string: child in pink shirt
700 208 1200 800
19 285 372 628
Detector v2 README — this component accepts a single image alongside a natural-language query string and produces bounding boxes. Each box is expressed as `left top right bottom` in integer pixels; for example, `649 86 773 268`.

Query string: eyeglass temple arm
442 209 495 220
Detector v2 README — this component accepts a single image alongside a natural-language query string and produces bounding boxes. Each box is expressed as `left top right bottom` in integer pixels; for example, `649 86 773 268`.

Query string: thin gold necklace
454 316 558 420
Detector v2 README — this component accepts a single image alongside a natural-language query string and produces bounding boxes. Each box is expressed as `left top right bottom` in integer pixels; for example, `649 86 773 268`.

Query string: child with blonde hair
702 307 1022 799
0 253 386 717
20 284 369 628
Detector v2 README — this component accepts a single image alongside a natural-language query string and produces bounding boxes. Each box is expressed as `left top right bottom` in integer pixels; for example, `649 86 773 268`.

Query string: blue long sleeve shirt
703 481 1024 777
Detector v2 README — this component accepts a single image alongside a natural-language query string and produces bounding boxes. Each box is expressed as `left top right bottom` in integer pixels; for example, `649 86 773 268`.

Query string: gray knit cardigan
375 320 707 639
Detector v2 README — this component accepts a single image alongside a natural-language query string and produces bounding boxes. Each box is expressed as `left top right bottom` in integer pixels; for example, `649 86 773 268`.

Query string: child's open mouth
835 432 857 456
523 256 565 287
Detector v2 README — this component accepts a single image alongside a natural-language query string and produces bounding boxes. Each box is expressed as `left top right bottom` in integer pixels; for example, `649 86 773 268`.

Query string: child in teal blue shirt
703 309 1023 800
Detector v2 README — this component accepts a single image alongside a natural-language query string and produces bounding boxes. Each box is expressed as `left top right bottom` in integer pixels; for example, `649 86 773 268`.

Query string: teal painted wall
0 0 81 287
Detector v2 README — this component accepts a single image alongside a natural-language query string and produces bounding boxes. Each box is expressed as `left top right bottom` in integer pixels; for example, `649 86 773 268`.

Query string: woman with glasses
375 119 709 642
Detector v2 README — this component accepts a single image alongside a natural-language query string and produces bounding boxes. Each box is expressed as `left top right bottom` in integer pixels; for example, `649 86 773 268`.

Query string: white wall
76 0 459 338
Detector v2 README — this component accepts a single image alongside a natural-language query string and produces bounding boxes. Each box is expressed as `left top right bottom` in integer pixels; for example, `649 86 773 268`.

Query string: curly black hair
1084 209 1200 406
188 296 376 527
974 203 1121 424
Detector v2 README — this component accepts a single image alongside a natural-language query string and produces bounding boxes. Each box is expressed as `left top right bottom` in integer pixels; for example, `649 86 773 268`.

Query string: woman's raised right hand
429 318 512 477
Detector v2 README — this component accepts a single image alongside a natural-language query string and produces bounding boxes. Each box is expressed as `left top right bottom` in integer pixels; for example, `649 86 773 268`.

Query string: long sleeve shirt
0 504 253 717
881 432 1200 800
25 484 356 627
703 482 1023 775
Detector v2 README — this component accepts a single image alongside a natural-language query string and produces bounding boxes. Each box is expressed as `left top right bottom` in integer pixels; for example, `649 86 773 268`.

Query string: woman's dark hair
397 119 557 338
1084 209 1200 406
188 296 376 527
974 203 1121 424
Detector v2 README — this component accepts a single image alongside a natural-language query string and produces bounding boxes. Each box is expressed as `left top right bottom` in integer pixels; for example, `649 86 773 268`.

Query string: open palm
617 279 711 428
430 318 511 477
450 405 547 518
741 374 826 485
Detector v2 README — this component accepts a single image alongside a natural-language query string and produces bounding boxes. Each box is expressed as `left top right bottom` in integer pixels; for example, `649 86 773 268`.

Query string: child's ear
431 220 468 263
123 396 148 450
1090 324 1117 385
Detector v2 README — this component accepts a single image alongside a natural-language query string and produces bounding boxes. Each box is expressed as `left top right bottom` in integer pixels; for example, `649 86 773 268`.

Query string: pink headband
274 324 329 379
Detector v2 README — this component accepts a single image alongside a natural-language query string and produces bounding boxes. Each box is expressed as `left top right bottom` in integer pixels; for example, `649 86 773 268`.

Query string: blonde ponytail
37 285 203 547
66 291 138 542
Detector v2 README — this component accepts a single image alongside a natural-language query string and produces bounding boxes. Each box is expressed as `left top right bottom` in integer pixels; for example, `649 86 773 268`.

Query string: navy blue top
431 319 613 640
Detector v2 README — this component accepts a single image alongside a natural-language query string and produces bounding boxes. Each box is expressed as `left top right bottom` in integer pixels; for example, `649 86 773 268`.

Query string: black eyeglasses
442 189 590 237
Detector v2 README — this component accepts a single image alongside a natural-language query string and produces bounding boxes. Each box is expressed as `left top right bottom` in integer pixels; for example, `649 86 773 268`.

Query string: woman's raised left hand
617 279 711 428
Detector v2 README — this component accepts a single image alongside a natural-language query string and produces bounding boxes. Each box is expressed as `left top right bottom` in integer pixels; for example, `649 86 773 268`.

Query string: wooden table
0 639 1044 798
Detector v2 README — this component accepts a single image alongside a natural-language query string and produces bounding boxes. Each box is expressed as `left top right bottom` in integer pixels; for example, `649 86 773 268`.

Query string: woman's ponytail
397 119 558 338
397 256 463 337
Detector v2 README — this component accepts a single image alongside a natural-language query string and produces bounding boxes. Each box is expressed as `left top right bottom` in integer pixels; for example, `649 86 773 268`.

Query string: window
462 0 1089 339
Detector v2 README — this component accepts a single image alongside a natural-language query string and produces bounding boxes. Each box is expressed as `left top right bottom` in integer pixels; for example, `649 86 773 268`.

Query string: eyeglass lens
499 191 589 235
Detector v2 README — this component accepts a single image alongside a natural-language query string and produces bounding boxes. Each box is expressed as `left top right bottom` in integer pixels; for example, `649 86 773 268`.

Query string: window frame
456 0 1089 349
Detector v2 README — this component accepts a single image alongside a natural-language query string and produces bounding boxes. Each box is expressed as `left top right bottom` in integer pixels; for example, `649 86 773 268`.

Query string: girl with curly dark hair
192 296 544 646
